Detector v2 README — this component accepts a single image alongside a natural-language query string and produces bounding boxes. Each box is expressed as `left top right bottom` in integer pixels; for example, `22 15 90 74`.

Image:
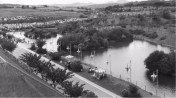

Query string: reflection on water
9 32 175 97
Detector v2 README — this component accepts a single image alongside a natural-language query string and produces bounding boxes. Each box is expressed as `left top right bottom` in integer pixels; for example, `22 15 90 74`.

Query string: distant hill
49 0 128 9
0 4 21 8
50 3 94 8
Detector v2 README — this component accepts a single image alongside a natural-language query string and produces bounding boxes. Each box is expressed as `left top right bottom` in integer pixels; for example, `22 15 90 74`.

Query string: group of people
88 67 107 80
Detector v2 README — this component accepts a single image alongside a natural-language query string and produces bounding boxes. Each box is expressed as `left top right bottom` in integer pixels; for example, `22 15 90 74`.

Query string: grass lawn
0 63 63 97
0 8 83 18
126 25 176 49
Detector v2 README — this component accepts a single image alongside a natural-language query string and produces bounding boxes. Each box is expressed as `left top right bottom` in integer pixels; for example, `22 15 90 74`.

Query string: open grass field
0 8 83 18
0 62 63 97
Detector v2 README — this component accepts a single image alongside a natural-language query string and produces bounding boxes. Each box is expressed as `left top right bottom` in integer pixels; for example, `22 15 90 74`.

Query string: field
0 7 83 18
0 62 63 97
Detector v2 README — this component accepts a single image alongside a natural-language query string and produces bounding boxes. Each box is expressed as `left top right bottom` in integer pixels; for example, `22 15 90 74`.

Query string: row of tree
145 51 175 76
19 53 97 97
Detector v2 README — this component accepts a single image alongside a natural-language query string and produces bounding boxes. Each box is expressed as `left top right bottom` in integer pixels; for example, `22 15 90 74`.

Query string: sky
0 0 147 5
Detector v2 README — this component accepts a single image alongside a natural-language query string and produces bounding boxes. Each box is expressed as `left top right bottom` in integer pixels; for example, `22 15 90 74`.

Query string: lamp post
77 47 81 61
130 60 132 82
57 41 61 51
106 55 112 82
151 69 158 96
125 61 132 82
126 64 130 81
66 43 71 55
90 50 95 68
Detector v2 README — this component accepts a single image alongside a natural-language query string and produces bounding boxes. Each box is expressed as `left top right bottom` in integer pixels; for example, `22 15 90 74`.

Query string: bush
81 90 98 98
36 48 47 54
130 29 145 35
30 43 36 50
129 85 138 94
70 61 83 72
0 39 16 52
36 40 46 48
61 81 85 97
7 35 13 39
143 32 158 39
121 85 141 97
160 36 166 40
49 52 64 61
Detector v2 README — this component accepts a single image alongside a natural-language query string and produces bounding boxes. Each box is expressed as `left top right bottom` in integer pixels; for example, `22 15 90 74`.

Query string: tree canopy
144 51 175 75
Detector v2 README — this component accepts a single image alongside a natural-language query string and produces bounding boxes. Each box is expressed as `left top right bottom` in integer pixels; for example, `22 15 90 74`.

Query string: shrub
121 85 141 97
36 48 47 54
61 81 85 97
70 61 83 72
81 90 98 98
7 35 13 39
130 29 145 35
49 52 64 61
160 36 166 40
30 43 36 50
143 32 158 39
1 40 16 52
36 40 46 48
129 85 138 94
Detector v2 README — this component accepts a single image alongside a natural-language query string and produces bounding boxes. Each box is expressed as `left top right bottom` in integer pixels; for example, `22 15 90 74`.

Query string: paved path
14 43 121 98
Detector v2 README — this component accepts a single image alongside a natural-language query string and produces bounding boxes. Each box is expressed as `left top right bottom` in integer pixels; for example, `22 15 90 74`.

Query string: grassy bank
0 61 63 97
133 35 175 50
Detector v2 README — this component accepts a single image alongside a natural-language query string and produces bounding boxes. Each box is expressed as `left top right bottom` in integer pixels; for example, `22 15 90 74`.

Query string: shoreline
133 35 176 50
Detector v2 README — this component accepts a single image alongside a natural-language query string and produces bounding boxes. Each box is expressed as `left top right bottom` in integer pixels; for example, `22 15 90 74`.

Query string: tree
161 10 172 20
0 38 16 52
19 53 42 72
81 90 98 98
49 52 66 61
121 85 141 97
55 68 73 84
36 40 46 48
70 61 83 72
30 43 36 50
32 6 37 9
145 51 165 71
145 51 175 75
61 81 85 97
45 66 73 87
43 5 48 7
21 5 25 9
